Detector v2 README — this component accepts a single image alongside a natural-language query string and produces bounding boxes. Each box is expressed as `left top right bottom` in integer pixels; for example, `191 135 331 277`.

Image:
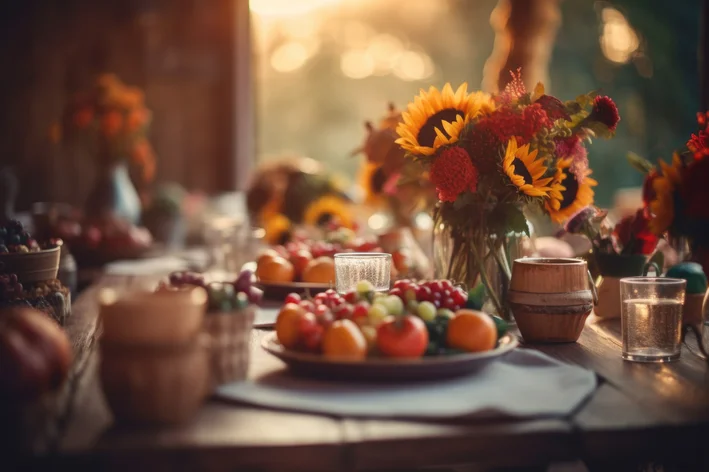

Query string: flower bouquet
629 112 709 276
57 73 156 225
562 207 659 318
395 72 620 318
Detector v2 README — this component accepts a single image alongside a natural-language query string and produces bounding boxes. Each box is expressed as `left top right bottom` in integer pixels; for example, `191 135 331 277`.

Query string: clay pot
509 258 596 343
594 253 649 319
100 336 210 425
98 287 207 345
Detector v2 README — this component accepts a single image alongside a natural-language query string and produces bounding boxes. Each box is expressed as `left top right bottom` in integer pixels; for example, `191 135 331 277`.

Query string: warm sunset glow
270 42 310 72
393 50 434 81
249 0 344 18
340 49 376 79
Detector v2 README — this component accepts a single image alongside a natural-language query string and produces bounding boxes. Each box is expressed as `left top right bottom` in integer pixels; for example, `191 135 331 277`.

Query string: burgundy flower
613 208 658 255
641 170 658 207
589 95 620 132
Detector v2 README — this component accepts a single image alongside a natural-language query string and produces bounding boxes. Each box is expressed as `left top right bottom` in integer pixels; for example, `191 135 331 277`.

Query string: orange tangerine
446 309 497 353
276 303 305 349
322 319 367 360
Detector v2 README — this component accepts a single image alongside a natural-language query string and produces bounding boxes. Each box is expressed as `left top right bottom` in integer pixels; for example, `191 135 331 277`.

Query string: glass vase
432 218 523 322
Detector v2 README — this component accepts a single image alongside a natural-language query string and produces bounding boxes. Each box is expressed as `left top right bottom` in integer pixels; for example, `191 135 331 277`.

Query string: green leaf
488 203 529 237
584 122 615 139
626 152 655 174
507 205 530 237
453 192 476 210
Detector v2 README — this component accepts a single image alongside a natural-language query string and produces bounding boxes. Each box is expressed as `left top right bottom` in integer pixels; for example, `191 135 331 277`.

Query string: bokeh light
600 7 640 64
340 49 376 79
393 50 435 81
270 42 311 73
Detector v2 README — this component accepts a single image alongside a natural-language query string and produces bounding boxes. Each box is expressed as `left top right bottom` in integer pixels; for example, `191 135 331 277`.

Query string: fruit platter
254 230 423 300
264 279 517 381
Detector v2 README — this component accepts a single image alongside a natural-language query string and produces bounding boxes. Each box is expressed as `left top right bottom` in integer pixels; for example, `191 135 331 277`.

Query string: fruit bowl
262 331 518 381
0 246 60 283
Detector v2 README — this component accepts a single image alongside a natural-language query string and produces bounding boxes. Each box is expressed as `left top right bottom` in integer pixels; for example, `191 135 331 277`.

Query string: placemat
216 348 596 421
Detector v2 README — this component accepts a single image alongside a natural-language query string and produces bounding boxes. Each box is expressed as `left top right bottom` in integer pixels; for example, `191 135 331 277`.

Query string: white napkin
216 348 596 421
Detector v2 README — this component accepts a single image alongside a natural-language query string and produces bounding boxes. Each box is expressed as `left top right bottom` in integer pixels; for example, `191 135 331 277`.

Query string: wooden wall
0 0 250 211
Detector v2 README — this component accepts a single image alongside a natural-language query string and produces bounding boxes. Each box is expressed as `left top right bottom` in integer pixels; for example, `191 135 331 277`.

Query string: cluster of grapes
0 220 62 254
165 269 263 313
0 273 23 300
389 279 468 312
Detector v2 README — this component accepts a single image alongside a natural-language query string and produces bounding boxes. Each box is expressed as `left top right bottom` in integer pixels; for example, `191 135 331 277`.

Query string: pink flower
555 136 588 181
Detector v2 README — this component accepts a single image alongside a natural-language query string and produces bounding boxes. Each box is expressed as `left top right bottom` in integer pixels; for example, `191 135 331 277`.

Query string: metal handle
587 269 599 305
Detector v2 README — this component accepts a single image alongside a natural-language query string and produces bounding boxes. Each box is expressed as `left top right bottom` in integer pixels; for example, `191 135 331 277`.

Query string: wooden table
16 274 709 471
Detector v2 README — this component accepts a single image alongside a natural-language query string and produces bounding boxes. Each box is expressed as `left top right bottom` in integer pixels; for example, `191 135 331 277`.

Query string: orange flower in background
73 107 94 129
101 110 123 138
126 107 149 133
130 139 156 182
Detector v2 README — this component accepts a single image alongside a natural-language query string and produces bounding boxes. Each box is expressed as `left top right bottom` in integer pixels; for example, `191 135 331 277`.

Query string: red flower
429 147 479 202
687 130 709 160
590 96 620 131
613 208 658 255
679 156 709 220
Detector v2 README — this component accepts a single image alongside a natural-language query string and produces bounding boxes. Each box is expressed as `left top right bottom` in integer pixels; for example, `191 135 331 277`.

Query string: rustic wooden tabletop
14 274 709 472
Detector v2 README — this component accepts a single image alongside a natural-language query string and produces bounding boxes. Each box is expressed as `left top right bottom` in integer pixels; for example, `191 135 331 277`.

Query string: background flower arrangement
395 72 620 317
629 111 709 275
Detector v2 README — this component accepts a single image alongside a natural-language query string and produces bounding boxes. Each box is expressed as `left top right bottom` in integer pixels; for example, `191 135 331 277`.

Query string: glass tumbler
334 253 391 294
620 277 686 363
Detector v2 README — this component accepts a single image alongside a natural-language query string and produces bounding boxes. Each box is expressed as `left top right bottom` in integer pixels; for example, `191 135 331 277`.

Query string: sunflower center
559 173 580 209
512 158 534 185
417 108 464 147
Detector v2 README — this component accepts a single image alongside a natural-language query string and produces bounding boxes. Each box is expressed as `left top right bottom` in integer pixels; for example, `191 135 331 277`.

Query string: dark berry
0 227 6 238
9 274 17 284
19 231 31 244
7 219 23 233
7 234 20 245
0 244 7 253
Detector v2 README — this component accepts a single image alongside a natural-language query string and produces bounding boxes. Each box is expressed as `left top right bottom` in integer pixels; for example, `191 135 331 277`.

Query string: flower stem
470 235 504 316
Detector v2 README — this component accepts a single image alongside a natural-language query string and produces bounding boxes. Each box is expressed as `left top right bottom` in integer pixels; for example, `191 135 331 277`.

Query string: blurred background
0 0 701 209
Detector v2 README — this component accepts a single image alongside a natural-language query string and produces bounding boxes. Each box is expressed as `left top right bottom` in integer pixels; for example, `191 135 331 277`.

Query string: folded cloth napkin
216 348 596 421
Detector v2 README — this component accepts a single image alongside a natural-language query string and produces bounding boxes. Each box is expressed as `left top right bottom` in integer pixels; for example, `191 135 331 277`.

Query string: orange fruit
256 256 295 283
322 319 367 360
446 309 497 353
257 249 280 266
302 257 336 284
276 303 305 349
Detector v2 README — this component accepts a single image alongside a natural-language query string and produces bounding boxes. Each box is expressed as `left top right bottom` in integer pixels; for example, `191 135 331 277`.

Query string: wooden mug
508 258 597 343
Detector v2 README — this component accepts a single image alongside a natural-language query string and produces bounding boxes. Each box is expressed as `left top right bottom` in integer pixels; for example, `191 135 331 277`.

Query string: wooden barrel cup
509 258 595 343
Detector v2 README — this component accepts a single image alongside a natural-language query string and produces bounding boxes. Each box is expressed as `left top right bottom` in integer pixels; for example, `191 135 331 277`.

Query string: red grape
416 285 432 302
352 302 369 321
429 280 444 293
440 280 453 291
299 300 315 312
443 297 455 309
343 291 358 304
452 289 467 306
333 304 353 320
389 287 404 301
284 293 301 304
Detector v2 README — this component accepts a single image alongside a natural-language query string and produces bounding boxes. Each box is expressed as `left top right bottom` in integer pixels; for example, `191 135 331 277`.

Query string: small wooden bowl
204 306 256 387
509 257 594 343
0 247 60 283
100 336 210 425
99 287 207 345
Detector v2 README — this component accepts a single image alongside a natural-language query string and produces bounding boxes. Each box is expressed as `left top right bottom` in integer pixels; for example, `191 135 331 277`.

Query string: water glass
334 253 391 294
203 215 254 274
620 277 686 363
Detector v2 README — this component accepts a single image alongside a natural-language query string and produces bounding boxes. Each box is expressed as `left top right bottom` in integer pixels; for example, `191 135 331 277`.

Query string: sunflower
359 161 388 205
546 158 597 223
395 83 495 156
263 213 292 245
648 153 683 235
304 195 354 229
502 139 554 197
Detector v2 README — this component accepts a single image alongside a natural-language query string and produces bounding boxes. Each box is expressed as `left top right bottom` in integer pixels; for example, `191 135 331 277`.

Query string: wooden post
482 0 562 92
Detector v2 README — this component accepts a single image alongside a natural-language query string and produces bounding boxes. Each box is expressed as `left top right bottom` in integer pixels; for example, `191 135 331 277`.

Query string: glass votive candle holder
620 277 686 363
334 253 391 294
